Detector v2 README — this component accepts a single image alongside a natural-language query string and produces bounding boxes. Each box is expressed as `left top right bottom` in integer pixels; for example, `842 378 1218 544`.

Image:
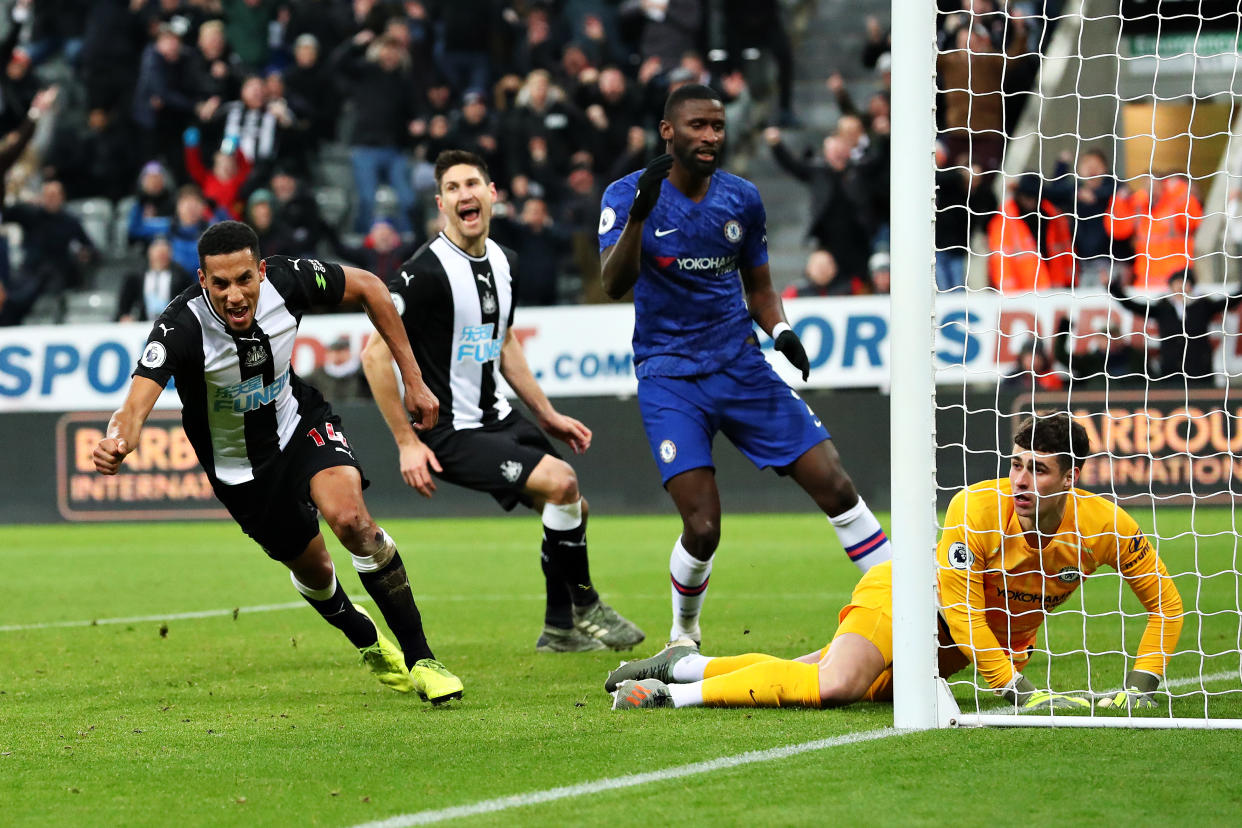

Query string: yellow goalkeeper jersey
936 478 1183 690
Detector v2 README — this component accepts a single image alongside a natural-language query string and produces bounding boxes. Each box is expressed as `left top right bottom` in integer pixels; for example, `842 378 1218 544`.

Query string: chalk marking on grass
0 593 849 633
0 601 312 632
350 728 901 828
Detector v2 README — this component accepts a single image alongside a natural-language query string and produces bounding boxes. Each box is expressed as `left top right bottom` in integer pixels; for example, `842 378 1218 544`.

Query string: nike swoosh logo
654 228 678 237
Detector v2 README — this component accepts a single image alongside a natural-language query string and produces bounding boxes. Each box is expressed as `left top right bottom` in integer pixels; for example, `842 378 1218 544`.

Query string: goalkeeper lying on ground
608 412 1183 712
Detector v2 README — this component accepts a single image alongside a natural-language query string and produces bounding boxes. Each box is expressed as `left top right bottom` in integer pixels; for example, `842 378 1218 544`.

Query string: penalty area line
350 728 901 828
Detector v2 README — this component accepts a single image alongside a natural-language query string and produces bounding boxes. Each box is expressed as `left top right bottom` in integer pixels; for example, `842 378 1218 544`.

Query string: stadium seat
314 185 349 227
112 196 137 257
63 289 114 324
66 198 113 254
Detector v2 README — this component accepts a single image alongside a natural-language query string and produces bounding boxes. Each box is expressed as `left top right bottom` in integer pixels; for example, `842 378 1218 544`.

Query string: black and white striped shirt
388 233 517 431
133 255 346 486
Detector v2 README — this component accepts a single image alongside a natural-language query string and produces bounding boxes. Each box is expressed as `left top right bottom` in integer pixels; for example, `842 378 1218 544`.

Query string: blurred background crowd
0 0 825 326
0 0 1226 393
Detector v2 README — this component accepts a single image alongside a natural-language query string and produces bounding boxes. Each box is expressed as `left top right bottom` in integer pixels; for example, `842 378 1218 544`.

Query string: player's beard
672 140 721 177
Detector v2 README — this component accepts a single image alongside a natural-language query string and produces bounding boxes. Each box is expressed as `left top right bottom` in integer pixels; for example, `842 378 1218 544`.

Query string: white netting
930 1 1242 725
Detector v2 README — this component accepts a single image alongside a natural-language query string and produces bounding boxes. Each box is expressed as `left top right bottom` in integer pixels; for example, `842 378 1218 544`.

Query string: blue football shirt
599 168 769 378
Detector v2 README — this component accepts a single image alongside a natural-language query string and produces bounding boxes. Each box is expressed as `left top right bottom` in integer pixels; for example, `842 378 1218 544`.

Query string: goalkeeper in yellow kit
608 413 1183 712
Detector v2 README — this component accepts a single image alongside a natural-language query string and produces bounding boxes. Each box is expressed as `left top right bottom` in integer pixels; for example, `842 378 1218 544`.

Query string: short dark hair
663 83 722 122
1169 268 1196 289
1082 148 1110 166
434 149 490 191
1013 412 1090 472
197 220 260 269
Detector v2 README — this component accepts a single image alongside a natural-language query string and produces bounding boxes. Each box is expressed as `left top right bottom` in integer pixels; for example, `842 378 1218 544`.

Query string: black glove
630 154 673 222
775 326 810 380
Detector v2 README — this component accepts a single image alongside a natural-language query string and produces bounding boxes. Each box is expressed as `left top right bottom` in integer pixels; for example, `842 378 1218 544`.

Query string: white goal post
889 0 1242 729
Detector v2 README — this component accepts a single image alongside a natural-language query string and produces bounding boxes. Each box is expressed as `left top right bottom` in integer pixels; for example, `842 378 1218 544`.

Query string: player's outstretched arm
742 261 809 380
342 265 438 431
500 329 590 454
1105 525 1183 708
360 334 442 497
93 376 163 475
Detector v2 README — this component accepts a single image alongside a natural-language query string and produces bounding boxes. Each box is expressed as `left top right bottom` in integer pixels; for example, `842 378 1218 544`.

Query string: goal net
890 0 1242 729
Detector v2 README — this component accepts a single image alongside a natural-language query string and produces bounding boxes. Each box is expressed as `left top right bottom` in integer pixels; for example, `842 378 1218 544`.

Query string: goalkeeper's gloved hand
1097 669 1160 711
998 674 1089 711
773 322 810 380
1022 690 1091 712
629 154 673 222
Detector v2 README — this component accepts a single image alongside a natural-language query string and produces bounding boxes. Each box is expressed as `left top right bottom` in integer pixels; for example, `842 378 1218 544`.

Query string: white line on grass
350 728 900 828
0 593 849 633
0 601 311 632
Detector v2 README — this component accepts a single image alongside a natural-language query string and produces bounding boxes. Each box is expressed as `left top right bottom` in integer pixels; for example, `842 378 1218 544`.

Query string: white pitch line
0 601 312 632
350 728 900 828
0 592 848 634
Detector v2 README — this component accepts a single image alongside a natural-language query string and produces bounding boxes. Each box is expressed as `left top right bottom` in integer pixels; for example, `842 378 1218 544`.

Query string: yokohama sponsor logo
995 587 1069 607
676 255 738 274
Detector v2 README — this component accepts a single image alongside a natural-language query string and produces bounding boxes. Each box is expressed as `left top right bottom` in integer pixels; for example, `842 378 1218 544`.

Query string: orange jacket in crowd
1105 177 1203 289
986 197 1074 292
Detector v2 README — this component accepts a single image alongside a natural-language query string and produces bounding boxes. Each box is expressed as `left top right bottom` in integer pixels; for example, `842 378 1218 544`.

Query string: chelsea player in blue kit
599 84 892 646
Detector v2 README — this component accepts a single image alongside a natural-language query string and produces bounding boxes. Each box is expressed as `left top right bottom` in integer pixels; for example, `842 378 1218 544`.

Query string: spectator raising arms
1044 149 1118 289
765 125 874 286
330 30 421 234
183 125 253 219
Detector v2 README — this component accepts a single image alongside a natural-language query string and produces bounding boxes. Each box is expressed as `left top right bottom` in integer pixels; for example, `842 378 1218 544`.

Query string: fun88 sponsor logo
212 369 290 413
457 324 502 364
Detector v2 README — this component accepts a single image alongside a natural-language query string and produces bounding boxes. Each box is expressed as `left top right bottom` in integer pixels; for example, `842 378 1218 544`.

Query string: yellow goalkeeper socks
700 660 821 708
702 653 782 678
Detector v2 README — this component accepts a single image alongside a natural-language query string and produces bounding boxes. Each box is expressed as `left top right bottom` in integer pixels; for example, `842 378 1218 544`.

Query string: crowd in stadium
0 0 1221 334
0 0 811 326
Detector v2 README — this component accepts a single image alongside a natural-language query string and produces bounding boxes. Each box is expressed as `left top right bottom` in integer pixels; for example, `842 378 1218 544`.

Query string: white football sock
669 536 712 642
668 681 705 708
828 497 892 572
542 498 583 530
290 566 336 601
671 652 712 683
352 527 396 573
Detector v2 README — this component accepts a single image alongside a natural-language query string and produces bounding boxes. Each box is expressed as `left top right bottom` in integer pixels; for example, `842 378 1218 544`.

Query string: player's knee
682 516 720 556
820 475 860 517
546 465 580 505
817 672 867 708
325 507 374 551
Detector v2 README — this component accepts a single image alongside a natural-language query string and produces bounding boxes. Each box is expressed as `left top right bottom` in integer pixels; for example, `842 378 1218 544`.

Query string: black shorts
422 412 560 511
212 411 368 561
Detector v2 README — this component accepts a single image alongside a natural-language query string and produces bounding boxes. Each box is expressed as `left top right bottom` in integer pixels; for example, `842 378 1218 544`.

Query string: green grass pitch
3 510 1241 826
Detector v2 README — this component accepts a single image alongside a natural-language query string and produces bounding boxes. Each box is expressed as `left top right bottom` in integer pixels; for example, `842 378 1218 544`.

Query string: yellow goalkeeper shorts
817 561 895 701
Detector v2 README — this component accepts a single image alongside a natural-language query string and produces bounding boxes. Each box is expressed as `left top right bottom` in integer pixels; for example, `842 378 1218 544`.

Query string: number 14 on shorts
307 423 349 448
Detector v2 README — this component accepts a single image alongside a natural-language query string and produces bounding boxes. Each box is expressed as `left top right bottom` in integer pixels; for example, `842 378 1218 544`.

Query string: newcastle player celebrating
362 149 643 653
93 220 463 703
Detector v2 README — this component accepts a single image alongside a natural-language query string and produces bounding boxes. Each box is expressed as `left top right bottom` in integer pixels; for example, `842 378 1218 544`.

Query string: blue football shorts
637 345 831 484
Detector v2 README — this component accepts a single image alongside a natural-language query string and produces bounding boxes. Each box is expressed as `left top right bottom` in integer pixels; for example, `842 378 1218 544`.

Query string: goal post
889 0 942 730
890 0 1242 729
